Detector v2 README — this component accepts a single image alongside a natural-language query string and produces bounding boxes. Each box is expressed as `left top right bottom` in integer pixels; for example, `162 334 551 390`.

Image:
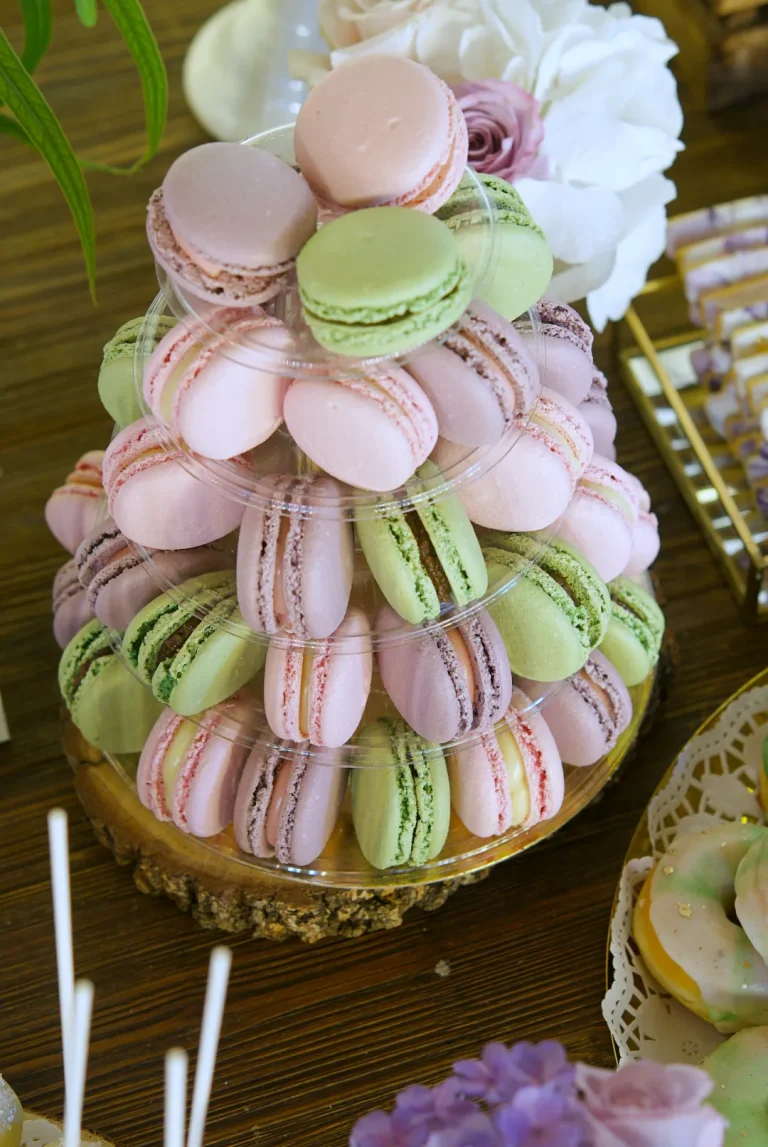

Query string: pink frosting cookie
102 418 245 549
434 387 594 531
143 312 290 461
264 607 372 748
294 56 467 215
237 474 354 640
406 301 540 446
555 455 639 582
45 450 106 554
147 143 318 308
284 367 438 492
518 651 632 767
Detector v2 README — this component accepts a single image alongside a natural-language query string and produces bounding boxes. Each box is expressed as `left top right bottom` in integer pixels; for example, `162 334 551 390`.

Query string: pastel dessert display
293 55 467 215
436 174 553 322
44 451 106 555
48 55 667 908
703 1026 768 1147
633 822 768 1032
99 315 175 427
59 619 163 753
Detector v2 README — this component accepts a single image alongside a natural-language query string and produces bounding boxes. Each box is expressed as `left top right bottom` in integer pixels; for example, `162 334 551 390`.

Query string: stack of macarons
48 51 667 881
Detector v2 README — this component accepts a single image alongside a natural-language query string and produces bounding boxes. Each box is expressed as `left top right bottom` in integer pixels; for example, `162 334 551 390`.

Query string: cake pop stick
47 810 75 1092
64 980 93 1147
164 1050 188 1147
186 947 232 1147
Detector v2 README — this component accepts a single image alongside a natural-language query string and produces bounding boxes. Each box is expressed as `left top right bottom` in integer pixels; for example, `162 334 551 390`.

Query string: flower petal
515 177 623 265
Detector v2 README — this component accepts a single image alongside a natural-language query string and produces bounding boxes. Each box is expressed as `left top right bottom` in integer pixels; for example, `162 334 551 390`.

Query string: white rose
319 0 441 50
328 0 683 327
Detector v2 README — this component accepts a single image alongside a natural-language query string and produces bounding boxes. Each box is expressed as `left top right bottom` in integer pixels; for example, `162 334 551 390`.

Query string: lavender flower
494 1083 588 1147
451 1042 576 1106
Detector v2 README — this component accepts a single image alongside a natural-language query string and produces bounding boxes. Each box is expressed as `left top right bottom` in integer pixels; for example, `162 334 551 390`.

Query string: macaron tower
47 57 665 932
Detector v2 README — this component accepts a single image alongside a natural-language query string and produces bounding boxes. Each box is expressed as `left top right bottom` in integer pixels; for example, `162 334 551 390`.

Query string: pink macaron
448 688 564 838
578 370 617 458
624 473 661 577
284 367 438 492
406 301 540 447
518 650 632 767
147 142 318 308
237 474 355 640
555 455 639 582
143 312 291 461
45 450 106 554
294 56 467 216
376 605 512 744
137 704 251 837
75 521 225 632
264 607 372 748
434 387 594 531
103 418 245 550
526 300 594 407
234 743 348 866
52 559 95 649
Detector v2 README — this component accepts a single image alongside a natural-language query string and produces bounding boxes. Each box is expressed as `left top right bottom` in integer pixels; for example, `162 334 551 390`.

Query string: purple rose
452 80 546 184
577 1061 727 1147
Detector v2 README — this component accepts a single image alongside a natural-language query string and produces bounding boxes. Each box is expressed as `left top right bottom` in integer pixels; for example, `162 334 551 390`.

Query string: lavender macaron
376 605 512 744
53 559 94 649
518 650 632 767
526 300 594 406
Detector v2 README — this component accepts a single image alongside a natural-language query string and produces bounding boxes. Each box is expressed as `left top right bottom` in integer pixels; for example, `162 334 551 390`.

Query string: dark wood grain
3 5 768 1145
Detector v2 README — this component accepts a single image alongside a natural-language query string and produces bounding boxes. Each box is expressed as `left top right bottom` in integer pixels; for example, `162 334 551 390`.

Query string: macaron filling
496 725 531 828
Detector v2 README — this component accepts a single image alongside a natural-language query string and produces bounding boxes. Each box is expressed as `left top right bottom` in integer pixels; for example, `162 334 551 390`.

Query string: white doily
603 684 768 1065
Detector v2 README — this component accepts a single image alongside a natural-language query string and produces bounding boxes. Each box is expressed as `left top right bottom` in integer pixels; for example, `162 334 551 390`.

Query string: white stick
48 809 75 1090
186 947 232 1147
165 1050 188 1147
64 980 94 1147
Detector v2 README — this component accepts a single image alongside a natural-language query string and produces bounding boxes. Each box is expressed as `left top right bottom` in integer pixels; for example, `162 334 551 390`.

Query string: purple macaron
376 604 513 744
526 300 594 407
75 521 225 631
52 559 95 649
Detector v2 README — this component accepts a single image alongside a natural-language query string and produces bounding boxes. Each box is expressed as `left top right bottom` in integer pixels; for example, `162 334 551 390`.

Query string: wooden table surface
3 4 768 1145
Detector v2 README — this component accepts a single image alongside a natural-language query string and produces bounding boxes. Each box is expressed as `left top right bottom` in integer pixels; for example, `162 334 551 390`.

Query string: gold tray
605 666 768 1063
617 275 768 620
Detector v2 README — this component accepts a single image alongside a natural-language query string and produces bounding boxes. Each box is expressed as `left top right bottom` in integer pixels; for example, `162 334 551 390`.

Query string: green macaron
599 576 665 687
351 718 450 869
356 464 488 624
297 206 471 358
484 533 611 681
123 570 265 715
59 618 163 752
98 316 176 427
437 173 553 322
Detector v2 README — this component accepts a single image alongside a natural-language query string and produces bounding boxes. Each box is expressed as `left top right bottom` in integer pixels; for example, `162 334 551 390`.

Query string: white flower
325 0 684 328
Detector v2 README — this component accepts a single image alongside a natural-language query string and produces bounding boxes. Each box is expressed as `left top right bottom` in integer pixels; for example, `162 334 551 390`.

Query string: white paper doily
603 684 768 1065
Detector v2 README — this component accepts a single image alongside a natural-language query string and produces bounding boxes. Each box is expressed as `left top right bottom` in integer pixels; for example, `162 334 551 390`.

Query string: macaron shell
294 56 464 211
98 357 143 428
555 457 637 582
175 727 249 837
579 391 617 457
599 617 652 687
136 706 182 820
158 143 318 269
599 576 664 687
406 341 508 446
355 507 441 625
351 721 417 869
45 487 106 555
308 608 373 748
233 748 278 857
418 476 488 608
284 371 437 492
409 741 451 864
507 690 565 826
104 419 245 549
435 432 574 532
70 655 164 753
448 732 512 838
91 547 225 633
161 612 266 716
53 561 94 649
292 480 356 638
280 758 348 867
457 222 553 322
624 512 660 577
519 651 632 767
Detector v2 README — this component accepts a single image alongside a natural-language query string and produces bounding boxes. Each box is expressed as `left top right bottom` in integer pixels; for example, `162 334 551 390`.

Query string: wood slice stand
64 630 675 944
